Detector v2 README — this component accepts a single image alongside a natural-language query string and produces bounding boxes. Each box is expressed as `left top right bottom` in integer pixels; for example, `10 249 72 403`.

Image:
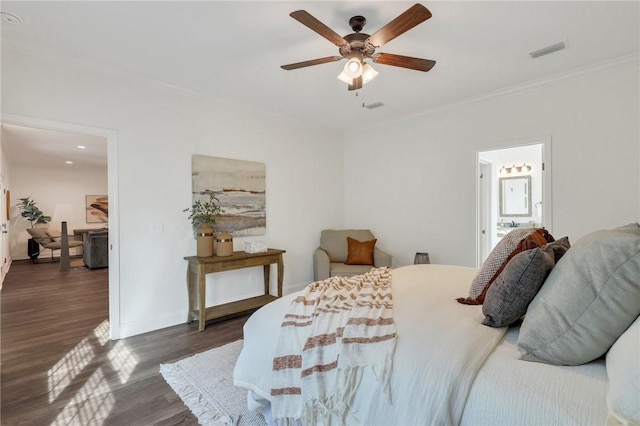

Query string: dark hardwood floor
1 259 249 425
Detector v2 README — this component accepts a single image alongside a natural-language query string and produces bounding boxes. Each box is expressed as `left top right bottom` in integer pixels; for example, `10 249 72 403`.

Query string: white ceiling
1 124 107 171
1 1 638 165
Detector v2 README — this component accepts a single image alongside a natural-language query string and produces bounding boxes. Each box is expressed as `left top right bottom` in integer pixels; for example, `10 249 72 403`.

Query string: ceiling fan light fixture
343 57 363 79
337 70 353 84
362 62 378 84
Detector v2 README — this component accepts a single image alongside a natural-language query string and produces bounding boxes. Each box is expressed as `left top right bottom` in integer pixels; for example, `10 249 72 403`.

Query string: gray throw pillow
516 229 640 365
546 236 570 263
482 244 555 328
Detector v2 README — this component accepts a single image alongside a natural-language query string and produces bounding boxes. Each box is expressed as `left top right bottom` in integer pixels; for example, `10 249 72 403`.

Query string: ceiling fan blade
372 53 436 72
366 4 432 48
281 56 343 70
290 10 348 47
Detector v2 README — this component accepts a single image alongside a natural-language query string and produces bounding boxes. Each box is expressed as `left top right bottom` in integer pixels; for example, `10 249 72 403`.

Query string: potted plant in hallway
184 191 224 257
17 196 52 261
17 196 51 228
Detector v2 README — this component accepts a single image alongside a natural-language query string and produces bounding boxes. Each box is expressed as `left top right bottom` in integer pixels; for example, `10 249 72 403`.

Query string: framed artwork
192 155 266 236
86 195 108 223
5 190 9 221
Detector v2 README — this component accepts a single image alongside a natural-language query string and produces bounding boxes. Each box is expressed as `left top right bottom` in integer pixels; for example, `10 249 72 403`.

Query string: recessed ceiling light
65 161 73 165
77 145 86 149
0 12 23 24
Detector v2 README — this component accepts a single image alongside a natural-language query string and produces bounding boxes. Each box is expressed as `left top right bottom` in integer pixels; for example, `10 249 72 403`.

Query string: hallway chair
313 229 392 281
26 227 84 263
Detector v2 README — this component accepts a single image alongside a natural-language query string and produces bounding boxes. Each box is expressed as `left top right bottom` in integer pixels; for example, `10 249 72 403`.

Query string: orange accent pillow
345 237 377 265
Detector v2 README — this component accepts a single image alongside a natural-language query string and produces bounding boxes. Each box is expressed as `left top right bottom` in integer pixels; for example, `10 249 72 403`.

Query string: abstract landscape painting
191 155 266 236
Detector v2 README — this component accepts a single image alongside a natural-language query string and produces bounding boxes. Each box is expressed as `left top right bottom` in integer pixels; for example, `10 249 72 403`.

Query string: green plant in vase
17 196 51 228
184 191 224 257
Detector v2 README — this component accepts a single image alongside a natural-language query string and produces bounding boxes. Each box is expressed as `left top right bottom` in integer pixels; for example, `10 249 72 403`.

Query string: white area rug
160 340 266 426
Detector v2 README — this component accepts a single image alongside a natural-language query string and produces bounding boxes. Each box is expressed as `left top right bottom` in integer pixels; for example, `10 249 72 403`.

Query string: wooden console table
184 249 285 331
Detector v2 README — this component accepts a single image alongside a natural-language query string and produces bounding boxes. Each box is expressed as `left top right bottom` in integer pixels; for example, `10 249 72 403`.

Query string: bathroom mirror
499 176 531 217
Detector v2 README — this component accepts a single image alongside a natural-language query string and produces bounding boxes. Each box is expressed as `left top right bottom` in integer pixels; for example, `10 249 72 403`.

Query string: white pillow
606 316 640 424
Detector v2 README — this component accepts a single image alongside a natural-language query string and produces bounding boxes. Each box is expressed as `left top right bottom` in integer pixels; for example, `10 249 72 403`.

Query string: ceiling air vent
529 41 567 59
363 102 384 110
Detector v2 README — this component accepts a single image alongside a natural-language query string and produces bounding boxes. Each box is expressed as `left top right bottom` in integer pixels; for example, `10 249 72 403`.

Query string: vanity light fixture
500 163 531 175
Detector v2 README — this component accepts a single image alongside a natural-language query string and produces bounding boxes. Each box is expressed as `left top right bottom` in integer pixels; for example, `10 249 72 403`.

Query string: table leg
186 265 195 323
263 264 270 296
198 264 206 332
277 254 284 297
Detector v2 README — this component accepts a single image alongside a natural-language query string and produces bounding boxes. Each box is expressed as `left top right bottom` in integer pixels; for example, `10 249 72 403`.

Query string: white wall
8 163 108 259
344 61 640 267
2 48 345 337
3 47 638 338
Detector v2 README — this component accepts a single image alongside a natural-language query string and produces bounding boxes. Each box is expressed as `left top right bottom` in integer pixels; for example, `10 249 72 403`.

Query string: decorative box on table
244 241 268 253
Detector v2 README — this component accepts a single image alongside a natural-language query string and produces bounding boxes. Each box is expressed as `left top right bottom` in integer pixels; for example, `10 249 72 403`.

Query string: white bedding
233 264 610 425
462 327 608 425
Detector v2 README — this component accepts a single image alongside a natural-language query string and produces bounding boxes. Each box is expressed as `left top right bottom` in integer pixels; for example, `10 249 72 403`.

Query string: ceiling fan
281 3 436 91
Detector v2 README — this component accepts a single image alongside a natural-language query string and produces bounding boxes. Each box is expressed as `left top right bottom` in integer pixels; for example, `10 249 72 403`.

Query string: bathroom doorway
476 138 552 266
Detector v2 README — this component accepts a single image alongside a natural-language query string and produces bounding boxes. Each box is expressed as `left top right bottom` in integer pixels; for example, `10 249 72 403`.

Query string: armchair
83 230 109 269
313 229 392 281
25 227 84 263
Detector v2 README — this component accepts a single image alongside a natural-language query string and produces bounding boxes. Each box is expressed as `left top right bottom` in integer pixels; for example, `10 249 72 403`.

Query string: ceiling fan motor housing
340 33 375 59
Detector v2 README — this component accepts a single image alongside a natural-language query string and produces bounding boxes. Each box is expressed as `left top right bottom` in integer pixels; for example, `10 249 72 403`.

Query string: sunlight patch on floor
108 340 138 384
93 319 110 345
51 367 115 426
48 337 94 402
47 320 139 424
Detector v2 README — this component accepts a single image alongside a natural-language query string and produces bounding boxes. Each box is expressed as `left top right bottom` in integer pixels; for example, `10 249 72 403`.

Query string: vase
215 231 233 257
195 224 214 257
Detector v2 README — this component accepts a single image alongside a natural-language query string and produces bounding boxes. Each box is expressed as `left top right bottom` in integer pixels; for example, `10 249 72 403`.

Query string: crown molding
406 54 639 121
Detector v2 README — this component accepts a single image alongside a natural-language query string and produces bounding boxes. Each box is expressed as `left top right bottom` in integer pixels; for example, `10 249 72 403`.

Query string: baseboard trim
117 281 310 339
118 313 187 339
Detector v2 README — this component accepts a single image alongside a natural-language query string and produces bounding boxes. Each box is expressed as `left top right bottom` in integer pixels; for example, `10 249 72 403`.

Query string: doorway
0 114 120 339
476 137 552 266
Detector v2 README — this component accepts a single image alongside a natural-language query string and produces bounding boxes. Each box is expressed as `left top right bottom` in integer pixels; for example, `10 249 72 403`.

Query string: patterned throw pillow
345 237 376 265
457 228 554 305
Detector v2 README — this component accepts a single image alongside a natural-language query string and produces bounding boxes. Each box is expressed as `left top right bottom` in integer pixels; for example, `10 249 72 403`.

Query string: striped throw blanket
270 267 396 425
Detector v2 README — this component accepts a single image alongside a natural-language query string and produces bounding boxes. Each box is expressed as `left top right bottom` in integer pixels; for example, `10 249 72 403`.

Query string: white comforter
234 264 506 425
233 264 610 425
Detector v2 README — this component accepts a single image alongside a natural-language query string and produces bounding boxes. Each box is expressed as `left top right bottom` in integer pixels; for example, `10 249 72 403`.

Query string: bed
233 226 640 425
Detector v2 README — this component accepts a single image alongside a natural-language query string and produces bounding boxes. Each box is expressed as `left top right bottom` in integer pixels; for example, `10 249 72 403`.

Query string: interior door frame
476 161 491 267
476 135 553 267
1 114 121 339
